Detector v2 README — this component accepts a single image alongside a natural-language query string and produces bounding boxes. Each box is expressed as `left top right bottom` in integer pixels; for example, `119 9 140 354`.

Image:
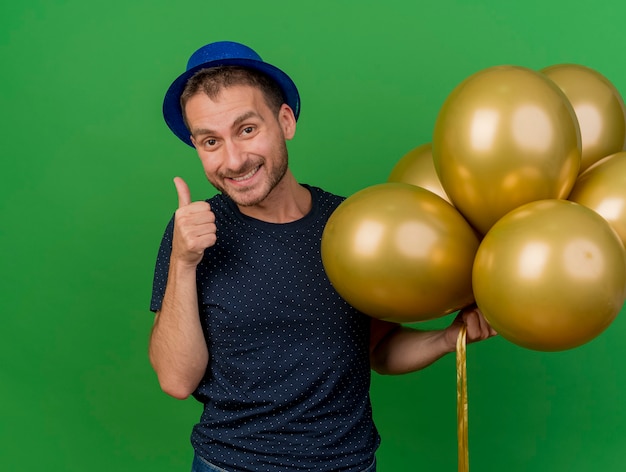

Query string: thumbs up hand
171 177 217 267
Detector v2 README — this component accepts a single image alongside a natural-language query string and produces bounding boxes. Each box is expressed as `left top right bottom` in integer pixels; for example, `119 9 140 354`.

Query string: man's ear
278 104 297 140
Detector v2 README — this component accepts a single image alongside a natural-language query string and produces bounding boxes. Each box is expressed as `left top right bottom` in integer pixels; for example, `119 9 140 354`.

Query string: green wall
2 1 626 470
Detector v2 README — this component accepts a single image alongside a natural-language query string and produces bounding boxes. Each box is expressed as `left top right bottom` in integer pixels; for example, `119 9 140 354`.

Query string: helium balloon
542 64 626 173
433 65 581 235
568 151 626 247
321 183 480 322
473 199 626 351
387 143 452 203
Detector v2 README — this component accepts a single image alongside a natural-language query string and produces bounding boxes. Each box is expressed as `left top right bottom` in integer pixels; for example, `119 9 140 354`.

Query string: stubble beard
210 141 289 207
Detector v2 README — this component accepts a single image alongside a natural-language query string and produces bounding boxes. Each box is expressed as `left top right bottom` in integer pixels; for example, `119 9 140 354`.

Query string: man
149 41 496 472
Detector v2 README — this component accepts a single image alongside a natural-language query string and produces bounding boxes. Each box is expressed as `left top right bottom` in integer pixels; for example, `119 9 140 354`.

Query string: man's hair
180 66 286 128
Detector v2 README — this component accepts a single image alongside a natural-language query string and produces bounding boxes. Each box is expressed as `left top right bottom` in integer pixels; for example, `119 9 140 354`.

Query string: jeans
191 453 377 472
192 453 229 471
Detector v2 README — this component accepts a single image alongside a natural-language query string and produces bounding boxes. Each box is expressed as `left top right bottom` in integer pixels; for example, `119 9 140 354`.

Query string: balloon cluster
322 64 626 351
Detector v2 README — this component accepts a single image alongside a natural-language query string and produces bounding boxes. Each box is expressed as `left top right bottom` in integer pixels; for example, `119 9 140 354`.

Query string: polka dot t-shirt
150 185 380 472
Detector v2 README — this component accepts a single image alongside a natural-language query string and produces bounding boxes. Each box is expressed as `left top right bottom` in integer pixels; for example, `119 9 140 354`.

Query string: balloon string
457 324 469 472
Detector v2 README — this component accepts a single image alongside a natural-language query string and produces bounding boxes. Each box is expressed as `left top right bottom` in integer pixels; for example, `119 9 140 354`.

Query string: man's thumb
173 177 192 208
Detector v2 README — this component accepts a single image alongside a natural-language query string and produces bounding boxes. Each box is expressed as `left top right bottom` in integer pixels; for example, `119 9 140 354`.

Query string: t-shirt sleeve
150 216 175 313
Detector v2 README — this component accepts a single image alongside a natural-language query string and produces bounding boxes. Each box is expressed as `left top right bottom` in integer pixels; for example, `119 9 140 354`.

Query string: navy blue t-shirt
150 185 380 471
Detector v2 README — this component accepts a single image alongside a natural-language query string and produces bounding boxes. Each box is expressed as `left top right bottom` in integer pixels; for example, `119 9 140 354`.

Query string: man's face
186 85 295 207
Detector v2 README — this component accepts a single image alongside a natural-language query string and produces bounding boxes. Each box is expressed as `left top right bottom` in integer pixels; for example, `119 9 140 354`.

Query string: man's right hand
171 177 217 267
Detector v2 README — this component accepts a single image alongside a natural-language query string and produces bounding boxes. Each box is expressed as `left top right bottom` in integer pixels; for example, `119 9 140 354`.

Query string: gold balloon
473 199 626 351
433 65 581 235
542 64 626 173
388 143 452 203
321 183 480 322
568 151 626 247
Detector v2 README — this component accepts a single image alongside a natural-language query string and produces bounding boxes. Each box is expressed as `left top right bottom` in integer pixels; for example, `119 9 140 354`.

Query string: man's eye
205 138 217 146
242 127 254 135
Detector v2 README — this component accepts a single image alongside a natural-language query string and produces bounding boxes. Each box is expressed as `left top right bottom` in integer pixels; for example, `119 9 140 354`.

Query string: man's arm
149 177 217 399
369 305 496 375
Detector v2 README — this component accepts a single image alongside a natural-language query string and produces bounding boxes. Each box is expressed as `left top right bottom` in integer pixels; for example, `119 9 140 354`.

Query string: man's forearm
370 306 496 375
149 261 209 399
370 326 453 375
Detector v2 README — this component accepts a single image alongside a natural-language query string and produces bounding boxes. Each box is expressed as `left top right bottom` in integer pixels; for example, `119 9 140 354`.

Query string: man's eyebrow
191 127 215 137
233 110 264 127
191 111 264 138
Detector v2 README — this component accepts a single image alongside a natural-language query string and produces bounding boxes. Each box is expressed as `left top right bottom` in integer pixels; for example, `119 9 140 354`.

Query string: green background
2 0 626 470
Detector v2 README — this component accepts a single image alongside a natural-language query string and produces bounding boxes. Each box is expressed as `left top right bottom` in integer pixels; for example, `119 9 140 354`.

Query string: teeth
232 166 259 182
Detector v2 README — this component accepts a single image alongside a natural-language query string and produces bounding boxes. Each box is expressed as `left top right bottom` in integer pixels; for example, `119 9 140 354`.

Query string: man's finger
174 177 191 208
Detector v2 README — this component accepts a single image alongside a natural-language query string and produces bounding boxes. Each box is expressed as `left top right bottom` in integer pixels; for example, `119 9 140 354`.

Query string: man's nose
223 140 247 171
